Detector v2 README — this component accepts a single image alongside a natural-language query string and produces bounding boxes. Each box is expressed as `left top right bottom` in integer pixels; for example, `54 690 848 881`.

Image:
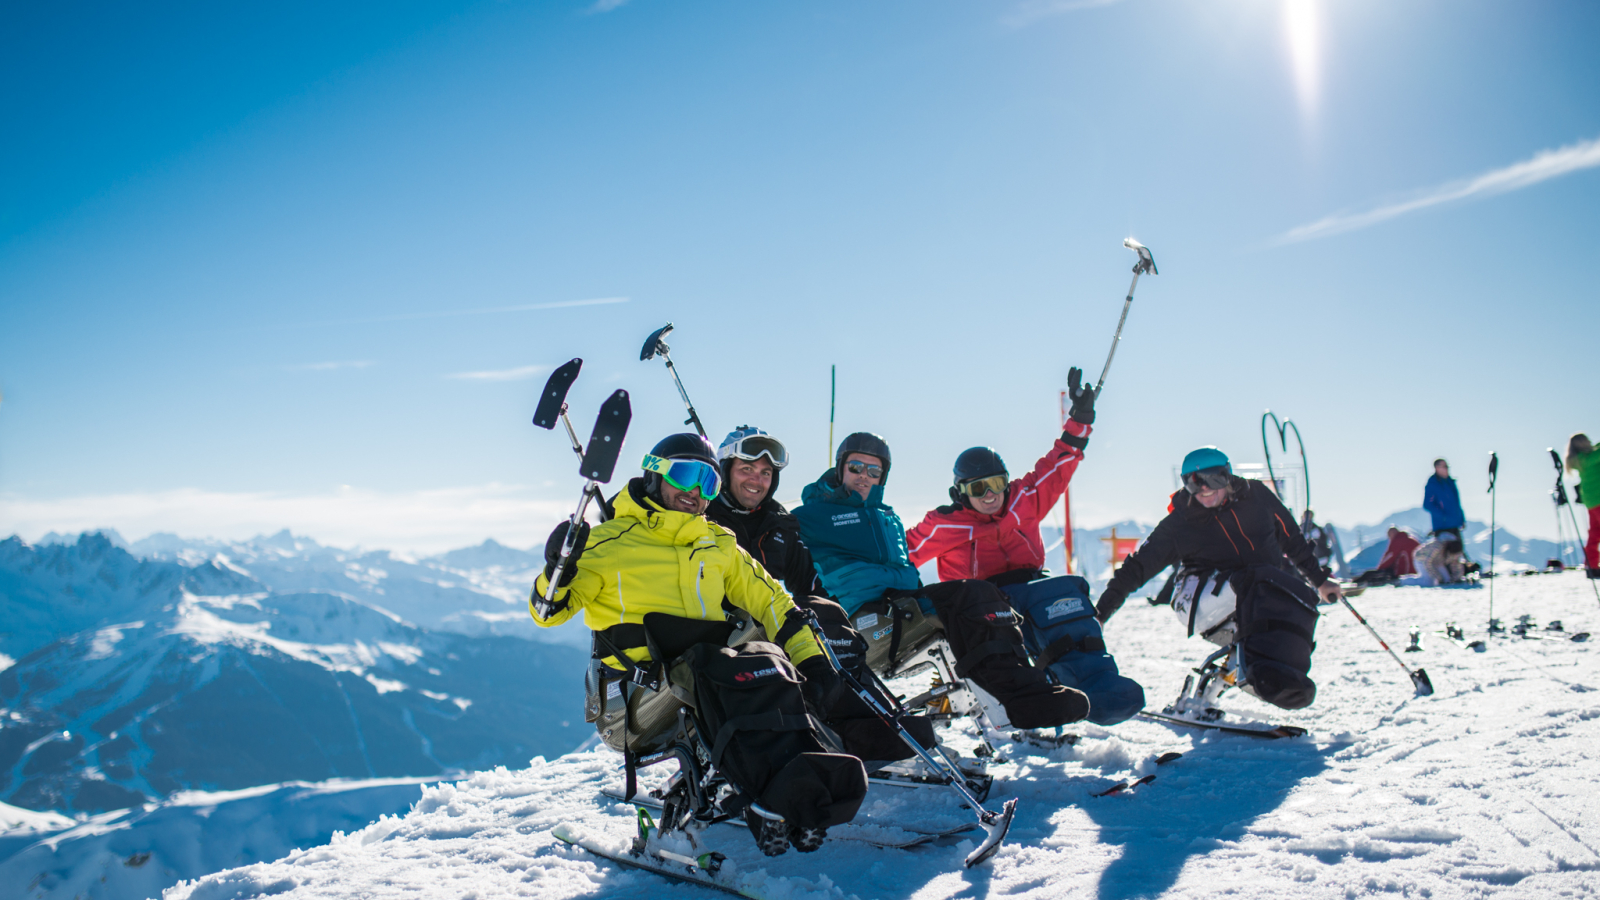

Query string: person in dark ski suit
1423 459 1466 539
904 369 1144 726
1095 446 1342 710
705 425 938 764
794 432 1089 731
704 426 826 602
532 433 866 856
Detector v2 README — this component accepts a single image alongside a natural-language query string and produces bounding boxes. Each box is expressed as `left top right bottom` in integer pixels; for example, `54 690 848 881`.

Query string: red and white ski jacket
906 421 1090 582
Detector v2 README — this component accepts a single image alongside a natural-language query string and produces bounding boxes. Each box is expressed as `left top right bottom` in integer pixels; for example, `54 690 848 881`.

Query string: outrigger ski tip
966 798 1017 868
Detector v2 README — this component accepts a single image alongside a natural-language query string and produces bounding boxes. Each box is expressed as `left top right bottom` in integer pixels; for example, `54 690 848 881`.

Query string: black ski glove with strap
542 520 590 587
796 655 844 714
1067 366 1097 426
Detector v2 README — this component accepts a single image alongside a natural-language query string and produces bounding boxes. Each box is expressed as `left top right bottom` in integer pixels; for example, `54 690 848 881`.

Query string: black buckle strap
1036 633 1107 668
953 639 1029 679
709 711 818 768
592 624 661 690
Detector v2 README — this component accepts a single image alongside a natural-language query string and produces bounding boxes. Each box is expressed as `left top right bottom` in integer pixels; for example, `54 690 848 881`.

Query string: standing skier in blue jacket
1423 458 1466 538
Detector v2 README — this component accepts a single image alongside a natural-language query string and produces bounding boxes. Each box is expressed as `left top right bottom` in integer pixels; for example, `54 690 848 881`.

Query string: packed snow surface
143 574 1600 898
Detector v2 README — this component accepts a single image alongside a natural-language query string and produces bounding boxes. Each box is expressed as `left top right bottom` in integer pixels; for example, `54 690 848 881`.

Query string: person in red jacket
1352 527 1420 585
906 370 1092 583
905 368 1145 726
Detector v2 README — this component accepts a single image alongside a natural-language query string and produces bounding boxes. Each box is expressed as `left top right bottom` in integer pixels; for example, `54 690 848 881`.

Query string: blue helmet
1181 446 1231 475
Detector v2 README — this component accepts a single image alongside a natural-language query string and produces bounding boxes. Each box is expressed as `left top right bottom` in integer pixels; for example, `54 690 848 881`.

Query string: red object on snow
1377 530 1421 576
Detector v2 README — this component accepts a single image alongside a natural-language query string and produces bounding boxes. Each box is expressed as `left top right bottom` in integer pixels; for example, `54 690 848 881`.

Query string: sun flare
1285 0 1320 116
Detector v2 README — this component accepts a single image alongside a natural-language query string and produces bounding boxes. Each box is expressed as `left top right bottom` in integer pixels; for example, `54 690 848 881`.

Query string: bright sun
1285 0 1320 117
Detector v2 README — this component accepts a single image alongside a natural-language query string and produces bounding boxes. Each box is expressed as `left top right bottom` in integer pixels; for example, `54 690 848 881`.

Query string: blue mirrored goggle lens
660 459 721 499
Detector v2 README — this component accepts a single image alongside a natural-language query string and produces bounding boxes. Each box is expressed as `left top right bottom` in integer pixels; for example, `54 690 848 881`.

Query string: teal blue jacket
792 469 920 614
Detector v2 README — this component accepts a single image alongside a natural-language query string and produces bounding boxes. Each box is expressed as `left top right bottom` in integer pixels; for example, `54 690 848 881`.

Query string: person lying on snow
792 431 1089 731
904 368 1144 726
704 425 940 767
531 433 867 856
1351 526 1420 585
1094 446 1342 711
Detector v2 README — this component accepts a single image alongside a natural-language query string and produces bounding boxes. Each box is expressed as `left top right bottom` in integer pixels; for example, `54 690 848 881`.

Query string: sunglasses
641 454 722 500
1182 466 1231 493
844 460 884 479
958 474 1008 499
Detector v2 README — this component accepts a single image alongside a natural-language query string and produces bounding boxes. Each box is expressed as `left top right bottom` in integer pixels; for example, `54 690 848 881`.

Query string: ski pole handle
540 482 597 610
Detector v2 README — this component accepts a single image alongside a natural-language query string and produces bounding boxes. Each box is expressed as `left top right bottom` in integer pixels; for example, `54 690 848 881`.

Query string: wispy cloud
1003 0 1129 28
446 364 548 382
0 485 572 555
589 0 631 11
285 360 374 372
264 296 629 333
1280 135 1600 244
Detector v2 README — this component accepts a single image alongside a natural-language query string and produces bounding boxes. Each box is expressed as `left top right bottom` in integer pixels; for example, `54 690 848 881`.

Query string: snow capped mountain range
0 532 588 817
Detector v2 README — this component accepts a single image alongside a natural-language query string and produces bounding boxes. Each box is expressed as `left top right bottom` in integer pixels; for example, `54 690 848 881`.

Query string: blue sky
2 0 1596 552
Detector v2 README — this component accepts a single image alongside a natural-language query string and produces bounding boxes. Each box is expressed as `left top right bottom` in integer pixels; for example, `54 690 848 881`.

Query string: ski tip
1155 751 1183 765
964 798 1017 868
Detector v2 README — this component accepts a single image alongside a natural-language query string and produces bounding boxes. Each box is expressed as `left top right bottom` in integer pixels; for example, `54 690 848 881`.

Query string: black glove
1067 366 1097 425
543 520 590 586
796 655 844 714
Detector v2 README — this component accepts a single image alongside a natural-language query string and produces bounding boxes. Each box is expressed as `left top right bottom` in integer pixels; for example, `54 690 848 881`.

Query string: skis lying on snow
599 788 975 848
554 819 765 900
1138 709 1308 740
1093 751 1183 797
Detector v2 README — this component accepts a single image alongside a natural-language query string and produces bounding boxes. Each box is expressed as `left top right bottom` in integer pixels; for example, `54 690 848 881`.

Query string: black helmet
950 446 1008 507
642 433 718 500
953 447 1006 483
835 432 891 485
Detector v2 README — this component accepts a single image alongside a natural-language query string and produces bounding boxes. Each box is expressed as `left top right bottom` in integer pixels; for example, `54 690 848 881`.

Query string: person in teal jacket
791 434 919 614
793 432 1087 731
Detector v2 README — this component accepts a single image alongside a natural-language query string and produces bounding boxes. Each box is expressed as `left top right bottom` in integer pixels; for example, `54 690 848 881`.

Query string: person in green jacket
1567 433 1600 578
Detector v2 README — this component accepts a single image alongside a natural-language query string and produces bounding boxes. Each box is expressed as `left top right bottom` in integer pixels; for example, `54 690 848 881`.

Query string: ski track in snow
70 575 1600 898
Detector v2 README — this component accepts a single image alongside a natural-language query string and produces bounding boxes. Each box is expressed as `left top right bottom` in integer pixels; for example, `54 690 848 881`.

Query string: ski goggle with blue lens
642 454 722 499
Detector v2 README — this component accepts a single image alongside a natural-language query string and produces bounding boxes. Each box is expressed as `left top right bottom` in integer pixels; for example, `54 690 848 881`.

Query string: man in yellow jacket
531 433 859 855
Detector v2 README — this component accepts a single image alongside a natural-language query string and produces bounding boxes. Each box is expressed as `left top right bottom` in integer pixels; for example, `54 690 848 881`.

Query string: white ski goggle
718 432 789 469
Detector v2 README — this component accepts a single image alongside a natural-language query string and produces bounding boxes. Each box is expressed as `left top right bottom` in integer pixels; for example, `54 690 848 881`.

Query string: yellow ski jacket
532 479 822 668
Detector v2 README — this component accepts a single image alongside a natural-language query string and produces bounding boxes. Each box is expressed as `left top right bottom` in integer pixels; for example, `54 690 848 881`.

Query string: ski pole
799 611 1016 868
538 390 632 618
640 323 708 439
1487 452 1498 626
1336 594 1434 696
1550 448 1600 604
1094 237 1158 394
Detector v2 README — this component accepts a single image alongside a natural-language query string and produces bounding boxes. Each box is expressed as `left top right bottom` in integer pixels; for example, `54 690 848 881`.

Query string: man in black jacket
1095 446 1342 710
706 425 938 763
705 426 826 601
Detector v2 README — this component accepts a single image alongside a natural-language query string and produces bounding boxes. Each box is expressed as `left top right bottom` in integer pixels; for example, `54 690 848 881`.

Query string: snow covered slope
163 574 1600 900
0 777 430 900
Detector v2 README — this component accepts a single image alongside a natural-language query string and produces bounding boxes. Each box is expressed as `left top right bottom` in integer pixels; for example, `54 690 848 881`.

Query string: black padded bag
681 640 867 829
926 580 1087 729
804 598 936 761
1229 565 1321 710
